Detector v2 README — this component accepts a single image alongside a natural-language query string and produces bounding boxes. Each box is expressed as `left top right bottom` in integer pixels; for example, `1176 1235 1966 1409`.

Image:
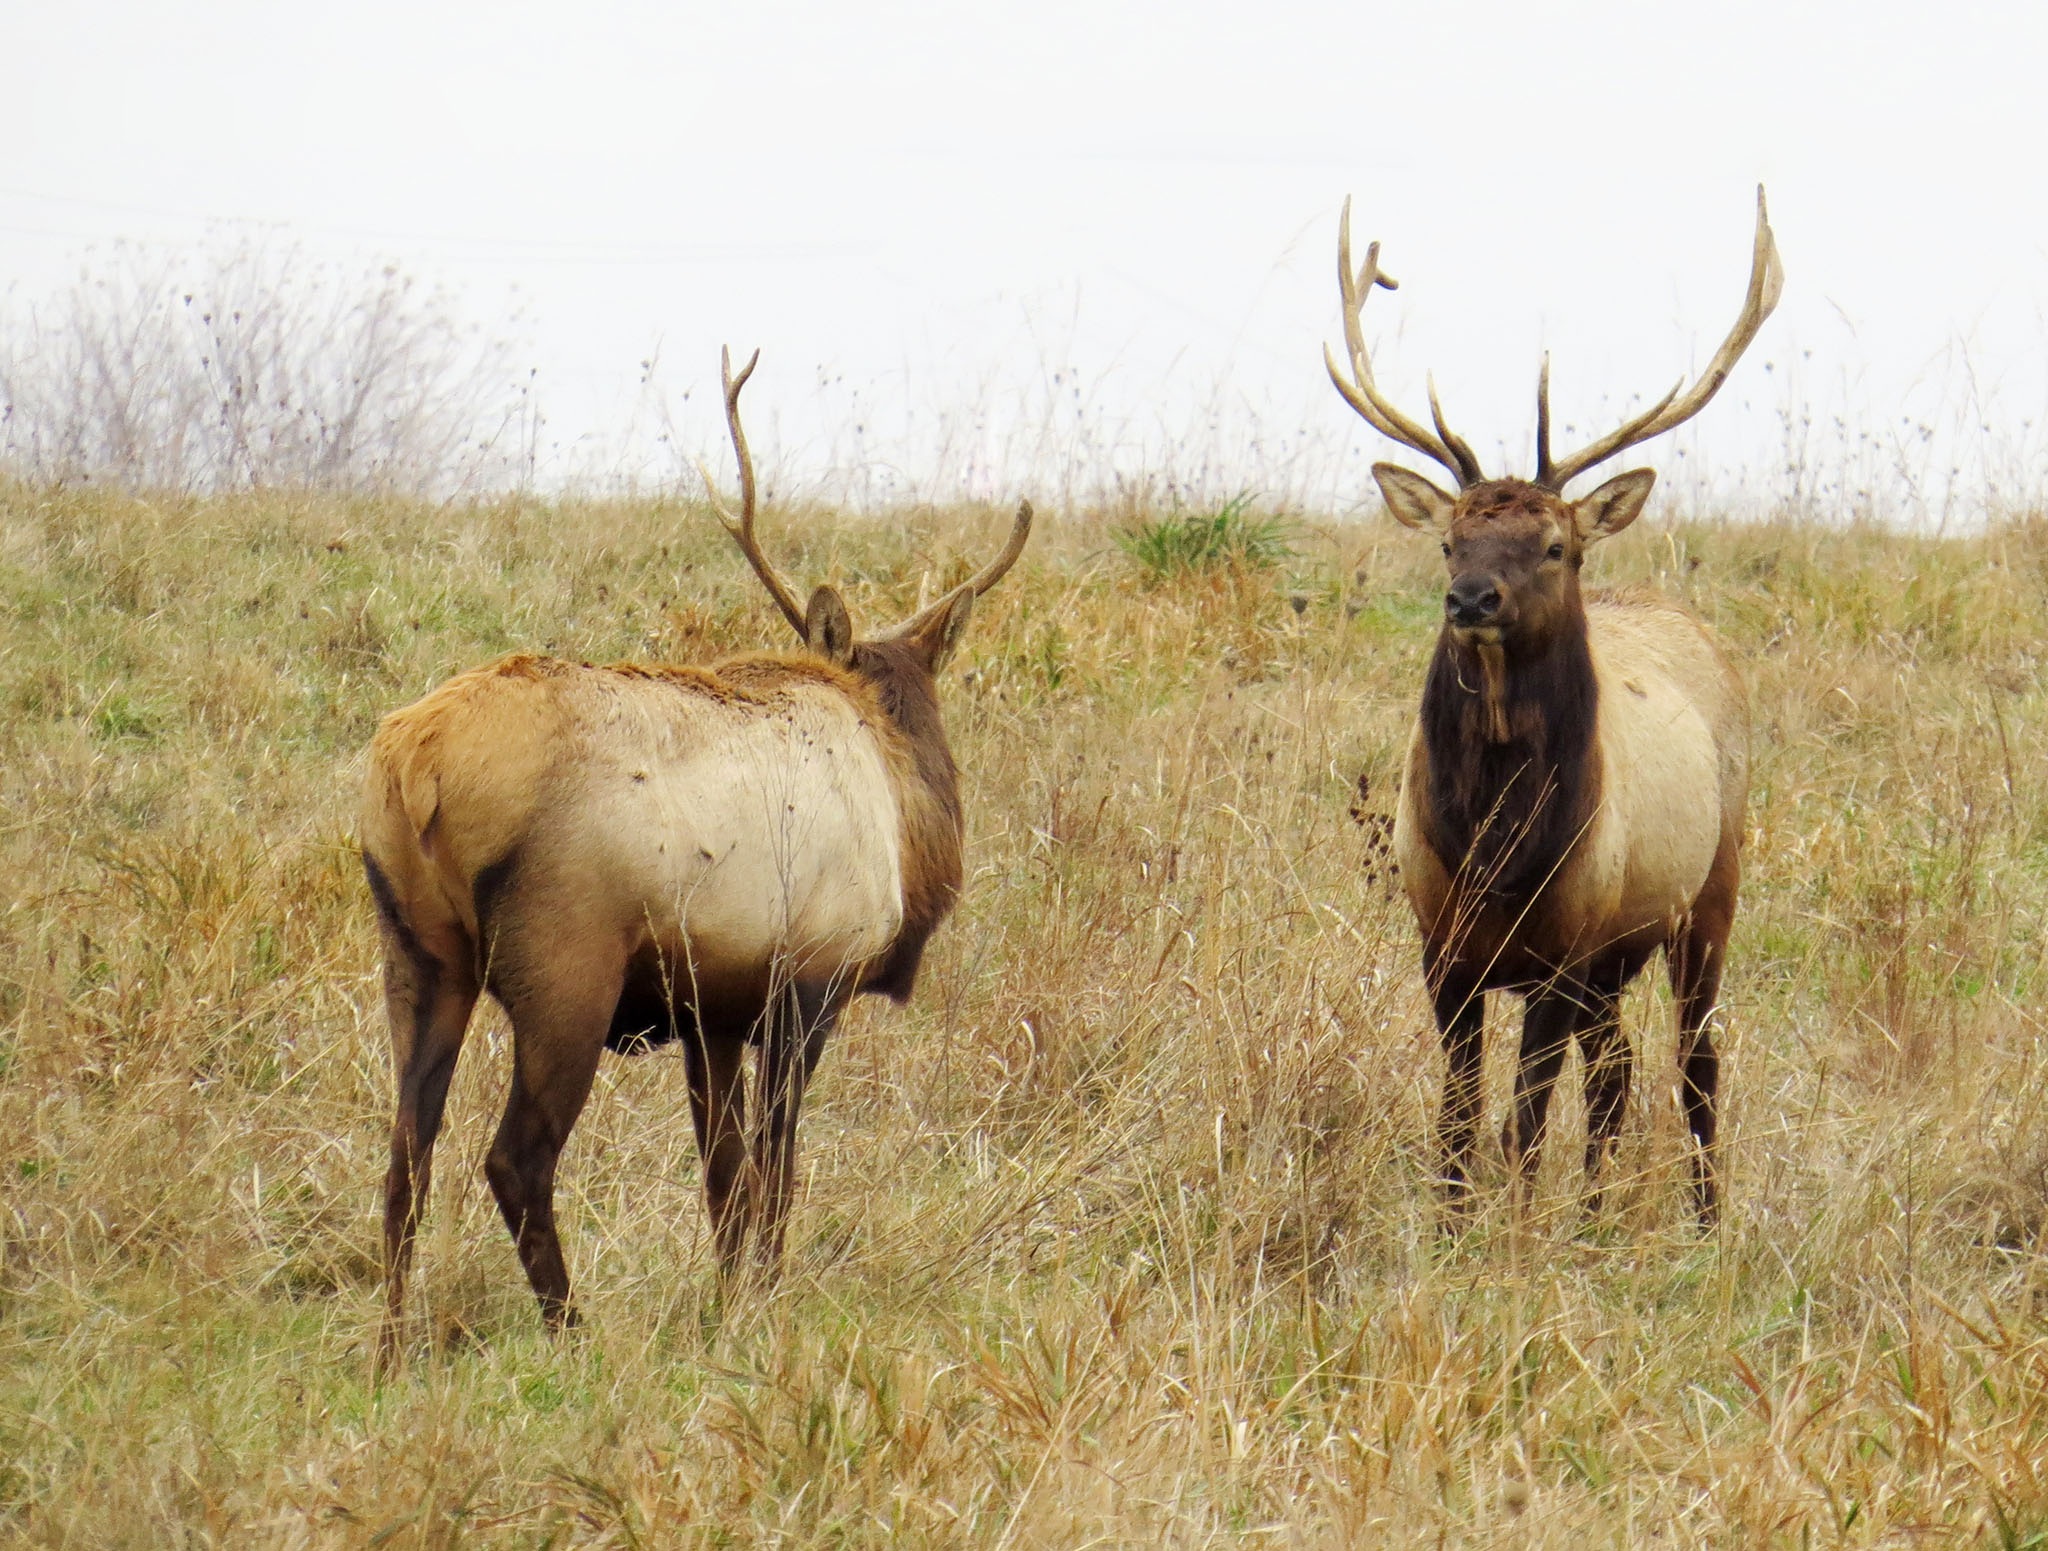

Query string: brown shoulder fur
707 651 920 800
707 649 870 696
600 658 766 707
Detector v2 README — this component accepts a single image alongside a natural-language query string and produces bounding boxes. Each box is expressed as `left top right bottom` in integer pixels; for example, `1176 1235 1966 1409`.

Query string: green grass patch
1114 493 1292 579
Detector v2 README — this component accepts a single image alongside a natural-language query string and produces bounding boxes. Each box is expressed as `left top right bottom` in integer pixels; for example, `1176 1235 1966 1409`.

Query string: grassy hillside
3 483 2048 1545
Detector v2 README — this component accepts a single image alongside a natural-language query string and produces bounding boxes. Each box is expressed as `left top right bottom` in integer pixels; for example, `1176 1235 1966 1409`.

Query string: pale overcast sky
9 0 2048 518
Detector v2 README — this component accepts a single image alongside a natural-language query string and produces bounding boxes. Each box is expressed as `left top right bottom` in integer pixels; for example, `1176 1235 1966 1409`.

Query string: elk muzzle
1445 575 1504 629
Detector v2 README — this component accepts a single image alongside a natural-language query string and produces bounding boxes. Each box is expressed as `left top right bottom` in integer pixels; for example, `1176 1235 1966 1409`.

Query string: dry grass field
4 482 2048 1545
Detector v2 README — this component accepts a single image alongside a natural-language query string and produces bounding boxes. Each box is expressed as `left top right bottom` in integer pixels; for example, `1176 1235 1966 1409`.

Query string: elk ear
1372 463 1457 531
1573 468 1656 543
804 585 855 663
921 588 975 671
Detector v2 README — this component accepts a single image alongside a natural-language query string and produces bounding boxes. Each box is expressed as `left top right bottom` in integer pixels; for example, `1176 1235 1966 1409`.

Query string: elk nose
1444 578 1502 626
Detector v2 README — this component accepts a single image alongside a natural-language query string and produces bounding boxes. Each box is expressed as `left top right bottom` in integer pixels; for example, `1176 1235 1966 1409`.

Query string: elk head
1327 189 1782 652
700 346 1031 733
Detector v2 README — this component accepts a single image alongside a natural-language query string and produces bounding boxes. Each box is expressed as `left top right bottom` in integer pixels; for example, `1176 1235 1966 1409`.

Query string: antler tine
1535 353 1552 486
1427 374 1485 486
960 498 1034 598
1541 186 1784 492
1324 197 1483 488
872 500 1035 642
698 345 808 637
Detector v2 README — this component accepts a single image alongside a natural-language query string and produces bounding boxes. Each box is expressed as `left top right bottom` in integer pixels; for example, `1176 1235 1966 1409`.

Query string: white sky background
9 0 2048 521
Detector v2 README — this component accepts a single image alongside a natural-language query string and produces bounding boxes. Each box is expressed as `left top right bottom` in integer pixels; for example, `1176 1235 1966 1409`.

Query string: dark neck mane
1417 613 1600 902
850 640 965 1002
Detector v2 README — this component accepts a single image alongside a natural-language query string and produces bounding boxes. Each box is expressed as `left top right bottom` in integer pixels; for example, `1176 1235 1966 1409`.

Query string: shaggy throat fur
1418 623 1600 902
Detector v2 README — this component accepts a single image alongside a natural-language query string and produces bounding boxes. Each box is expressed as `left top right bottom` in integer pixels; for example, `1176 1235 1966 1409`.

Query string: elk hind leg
485 964 619 1332
1671 841 1739 1225
371 891 479 1372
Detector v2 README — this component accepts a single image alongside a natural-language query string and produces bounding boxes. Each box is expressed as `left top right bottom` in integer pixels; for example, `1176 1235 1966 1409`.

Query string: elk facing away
1328 190 1781 1223
361 350 1031 1362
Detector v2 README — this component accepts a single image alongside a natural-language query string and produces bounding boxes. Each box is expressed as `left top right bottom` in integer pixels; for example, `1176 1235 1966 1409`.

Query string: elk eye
1546 542 1565 560
1440 542 1451 557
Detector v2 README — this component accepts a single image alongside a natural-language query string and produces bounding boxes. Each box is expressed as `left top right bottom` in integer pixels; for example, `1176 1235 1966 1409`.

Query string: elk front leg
1501 987 1580 1212
683 1025 751 1280
1428 964 1487 1220
750 979 844 1275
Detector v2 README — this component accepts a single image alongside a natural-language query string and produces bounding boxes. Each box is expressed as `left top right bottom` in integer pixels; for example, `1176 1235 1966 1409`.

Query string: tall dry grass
2 483 2048 1544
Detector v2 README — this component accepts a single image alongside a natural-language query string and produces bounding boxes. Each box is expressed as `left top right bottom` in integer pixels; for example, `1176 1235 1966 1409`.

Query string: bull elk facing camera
361 349 1031 1366
1329 189 1781 1225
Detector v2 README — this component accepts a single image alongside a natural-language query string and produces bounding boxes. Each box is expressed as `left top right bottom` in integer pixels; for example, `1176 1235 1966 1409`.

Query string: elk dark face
1440 481 1574 643
1373 466 1656 651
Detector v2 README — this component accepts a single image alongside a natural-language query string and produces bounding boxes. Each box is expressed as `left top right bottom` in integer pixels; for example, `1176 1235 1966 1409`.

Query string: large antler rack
869 499 1034 643
699 346 809 638
1324 197 1486 489
700 346 1034 645
1536 186 1783 491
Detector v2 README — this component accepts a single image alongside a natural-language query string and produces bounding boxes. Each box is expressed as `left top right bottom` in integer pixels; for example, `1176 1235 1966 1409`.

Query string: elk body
1327 191 1781 1222
361 351 1030 1361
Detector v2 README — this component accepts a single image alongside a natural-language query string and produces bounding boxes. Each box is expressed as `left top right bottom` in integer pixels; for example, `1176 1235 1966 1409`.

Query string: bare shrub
0 238 535 495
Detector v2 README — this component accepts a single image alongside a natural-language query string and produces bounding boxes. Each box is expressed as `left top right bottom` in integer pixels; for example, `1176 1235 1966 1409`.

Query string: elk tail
398 763 442 849
363 722 445 866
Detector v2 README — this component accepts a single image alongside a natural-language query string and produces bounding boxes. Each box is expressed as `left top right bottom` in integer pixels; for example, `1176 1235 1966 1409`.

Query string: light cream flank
577 678 906 985
1579 594 1748 938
